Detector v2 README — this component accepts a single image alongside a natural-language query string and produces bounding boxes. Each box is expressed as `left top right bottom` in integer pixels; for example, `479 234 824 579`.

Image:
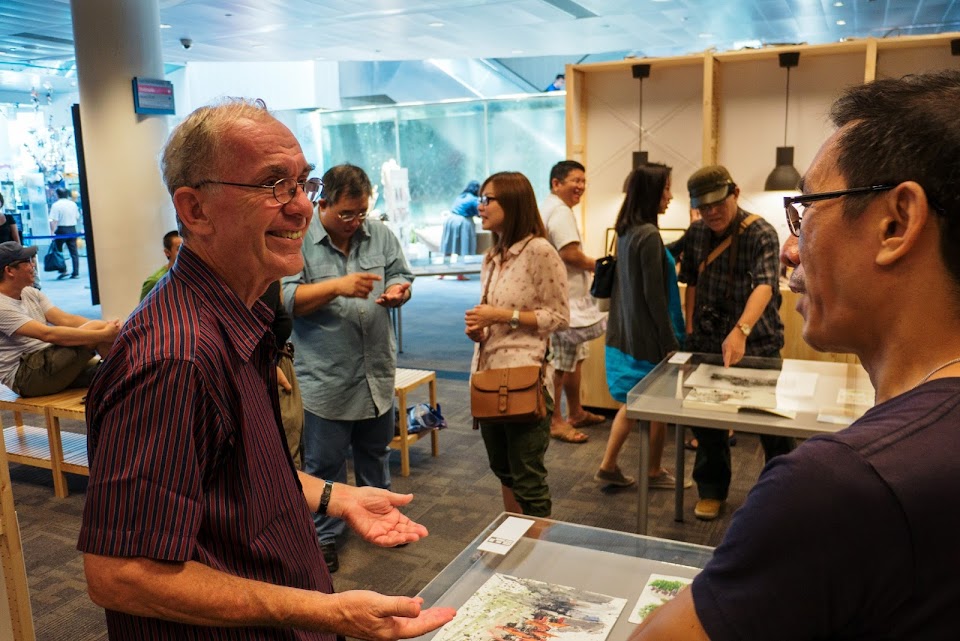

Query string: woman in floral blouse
465 171 569 516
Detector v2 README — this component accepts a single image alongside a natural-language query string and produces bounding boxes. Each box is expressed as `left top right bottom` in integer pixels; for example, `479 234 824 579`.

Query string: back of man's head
56 187 70 199
320 164 372 205
549 160 585 190
162 230 180 252
830 69 960 290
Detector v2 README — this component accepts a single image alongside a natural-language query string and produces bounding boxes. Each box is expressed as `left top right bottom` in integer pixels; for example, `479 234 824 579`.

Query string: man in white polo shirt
540 160 607 444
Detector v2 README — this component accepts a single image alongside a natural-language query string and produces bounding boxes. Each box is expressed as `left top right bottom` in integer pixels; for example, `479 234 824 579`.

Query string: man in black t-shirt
630 69 960 641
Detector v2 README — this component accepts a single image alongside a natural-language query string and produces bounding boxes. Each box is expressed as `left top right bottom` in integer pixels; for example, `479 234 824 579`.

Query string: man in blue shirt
282 163 413 572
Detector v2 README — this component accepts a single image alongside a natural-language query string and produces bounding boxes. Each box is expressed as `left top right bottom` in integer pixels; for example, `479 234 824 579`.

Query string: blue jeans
302 408 394 543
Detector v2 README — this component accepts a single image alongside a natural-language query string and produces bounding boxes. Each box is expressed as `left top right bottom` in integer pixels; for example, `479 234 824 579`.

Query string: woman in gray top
595 163 687 489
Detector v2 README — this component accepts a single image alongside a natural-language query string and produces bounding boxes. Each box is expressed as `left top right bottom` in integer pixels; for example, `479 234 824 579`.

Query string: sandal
569 412 606 428
551 428 589 443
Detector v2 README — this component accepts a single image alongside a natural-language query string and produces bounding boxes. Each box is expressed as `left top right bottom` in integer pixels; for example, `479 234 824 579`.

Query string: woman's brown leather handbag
470 239 547 424
470 365 546 423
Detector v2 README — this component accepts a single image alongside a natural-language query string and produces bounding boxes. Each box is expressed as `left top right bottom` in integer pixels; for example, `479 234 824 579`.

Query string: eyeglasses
479 195 498 206
783 184 896 236
335 211 368 223
194 177 323 204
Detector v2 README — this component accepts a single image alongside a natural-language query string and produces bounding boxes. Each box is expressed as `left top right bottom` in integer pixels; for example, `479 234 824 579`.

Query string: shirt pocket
358 253 387 298
306 262 341 283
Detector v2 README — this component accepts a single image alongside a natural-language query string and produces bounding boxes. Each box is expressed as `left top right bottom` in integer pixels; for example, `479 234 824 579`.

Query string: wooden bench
0 386 88 498
391 368 440 477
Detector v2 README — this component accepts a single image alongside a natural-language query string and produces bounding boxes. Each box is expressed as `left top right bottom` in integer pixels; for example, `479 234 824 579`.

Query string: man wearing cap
0 241 119 397
678 165 793 521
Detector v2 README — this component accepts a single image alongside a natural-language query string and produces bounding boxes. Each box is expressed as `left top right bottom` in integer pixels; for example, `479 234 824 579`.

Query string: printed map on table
628 574 693 624
432 573 626 641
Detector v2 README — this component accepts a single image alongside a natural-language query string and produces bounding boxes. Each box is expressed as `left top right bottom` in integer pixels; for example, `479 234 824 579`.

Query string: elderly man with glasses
677 165 795 521
79 101 452 641
282 163 414 573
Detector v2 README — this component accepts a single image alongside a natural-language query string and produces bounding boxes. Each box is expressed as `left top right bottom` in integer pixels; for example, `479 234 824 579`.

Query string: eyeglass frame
783 184 897 237
332 210 369 223
3 259 31 271
478 195 498 206
193 177 323 205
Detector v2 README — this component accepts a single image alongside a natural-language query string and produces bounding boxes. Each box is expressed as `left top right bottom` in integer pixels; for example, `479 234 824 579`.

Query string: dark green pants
13 345 98 397
479 390 553 517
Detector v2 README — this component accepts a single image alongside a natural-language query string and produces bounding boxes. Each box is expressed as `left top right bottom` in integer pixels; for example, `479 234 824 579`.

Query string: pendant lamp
764 52 802 191
632 63 650 169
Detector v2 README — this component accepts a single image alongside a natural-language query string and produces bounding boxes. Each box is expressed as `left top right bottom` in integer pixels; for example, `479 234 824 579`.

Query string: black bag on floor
44 243 66 273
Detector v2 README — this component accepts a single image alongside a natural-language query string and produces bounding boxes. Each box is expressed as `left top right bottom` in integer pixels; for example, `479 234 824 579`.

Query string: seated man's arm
45 306 98 328
84 554 454 638
629 588 711 641
298 471 429 548
14 319 117 347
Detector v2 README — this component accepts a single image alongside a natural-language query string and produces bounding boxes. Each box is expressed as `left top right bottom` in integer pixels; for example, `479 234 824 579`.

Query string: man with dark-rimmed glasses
630 68 960 641
0 240 119 396
282 163 414 573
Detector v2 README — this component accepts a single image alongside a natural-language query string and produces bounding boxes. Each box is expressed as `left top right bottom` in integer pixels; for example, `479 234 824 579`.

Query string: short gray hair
160 98 274 196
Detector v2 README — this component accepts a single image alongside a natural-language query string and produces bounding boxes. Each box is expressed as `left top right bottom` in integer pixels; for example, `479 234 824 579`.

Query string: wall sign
132 77 175 115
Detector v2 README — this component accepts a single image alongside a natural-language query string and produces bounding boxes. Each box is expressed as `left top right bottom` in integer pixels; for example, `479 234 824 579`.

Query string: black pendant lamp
765 52 802 191
632 63 650 169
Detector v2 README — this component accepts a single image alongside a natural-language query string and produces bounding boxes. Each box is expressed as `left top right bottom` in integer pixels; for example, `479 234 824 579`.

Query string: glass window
291 93 565 229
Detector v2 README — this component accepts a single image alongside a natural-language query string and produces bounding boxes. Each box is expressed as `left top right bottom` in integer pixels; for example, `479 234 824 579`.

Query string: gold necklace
915 357 960 389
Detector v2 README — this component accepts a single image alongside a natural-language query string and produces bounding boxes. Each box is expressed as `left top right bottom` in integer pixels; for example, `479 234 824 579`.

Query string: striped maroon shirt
78 246 335 640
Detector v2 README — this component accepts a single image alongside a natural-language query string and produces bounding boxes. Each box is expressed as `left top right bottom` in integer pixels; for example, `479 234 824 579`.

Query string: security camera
180 37 192 50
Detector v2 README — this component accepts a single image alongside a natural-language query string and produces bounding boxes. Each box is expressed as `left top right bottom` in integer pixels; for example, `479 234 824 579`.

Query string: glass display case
416 513 712 641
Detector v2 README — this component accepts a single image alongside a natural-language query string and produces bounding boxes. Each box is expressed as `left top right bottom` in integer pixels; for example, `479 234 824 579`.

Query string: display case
416 513 711 641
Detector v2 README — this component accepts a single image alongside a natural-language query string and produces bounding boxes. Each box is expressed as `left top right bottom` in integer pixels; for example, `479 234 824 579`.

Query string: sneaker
594 466 636 487
57 272 70 280
319 540 339 573
694 498 724 521
648 469 693 490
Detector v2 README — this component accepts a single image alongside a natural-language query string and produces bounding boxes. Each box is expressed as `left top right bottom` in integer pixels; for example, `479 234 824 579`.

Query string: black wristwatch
317 480 333 515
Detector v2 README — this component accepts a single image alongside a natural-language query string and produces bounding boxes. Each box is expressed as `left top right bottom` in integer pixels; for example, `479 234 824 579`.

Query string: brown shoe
694 498 724 520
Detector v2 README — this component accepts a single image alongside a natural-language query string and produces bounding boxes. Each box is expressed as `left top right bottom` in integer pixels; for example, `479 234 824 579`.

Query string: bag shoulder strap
605 227 618 257
697 214 760 275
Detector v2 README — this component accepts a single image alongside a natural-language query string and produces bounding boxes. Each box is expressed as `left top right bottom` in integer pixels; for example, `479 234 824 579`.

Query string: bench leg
428 377 439 457
46 412 69 498
396 390 410 477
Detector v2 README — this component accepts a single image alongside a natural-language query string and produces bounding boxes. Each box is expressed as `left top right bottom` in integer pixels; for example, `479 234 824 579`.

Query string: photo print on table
432 573 626 641
628 574 693 624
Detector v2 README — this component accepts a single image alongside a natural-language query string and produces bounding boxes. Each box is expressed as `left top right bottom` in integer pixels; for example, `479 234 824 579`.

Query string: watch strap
317 480 333 515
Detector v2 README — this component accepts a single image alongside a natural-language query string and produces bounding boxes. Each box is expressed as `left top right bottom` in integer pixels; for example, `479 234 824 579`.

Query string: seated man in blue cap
0 241 120 397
